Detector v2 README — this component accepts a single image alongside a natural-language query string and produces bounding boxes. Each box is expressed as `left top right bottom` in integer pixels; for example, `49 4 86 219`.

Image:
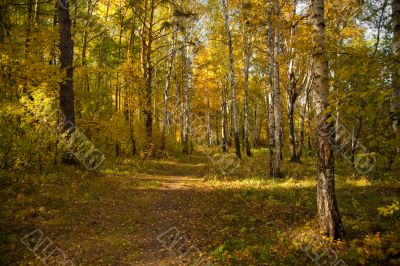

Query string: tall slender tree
242 0 252 157
267 0 275 177
58 0 76 164
392 0 400 134
311 0 344 239
221 0 242 159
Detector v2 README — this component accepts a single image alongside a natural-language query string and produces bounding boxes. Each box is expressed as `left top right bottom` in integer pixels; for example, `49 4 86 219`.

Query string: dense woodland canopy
0 0 399 264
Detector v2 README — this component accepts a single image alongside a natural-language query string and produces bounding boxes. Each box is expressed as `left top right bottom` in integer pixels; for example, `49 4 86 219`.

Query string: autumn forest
1 0 400 264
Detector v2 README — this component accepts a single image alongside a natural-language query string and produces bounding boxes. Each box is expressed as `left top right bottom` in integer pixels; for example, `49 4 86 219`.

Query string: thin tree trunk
392 0 400 134
307 90 313 154
161 21 177 150
253 103 258 147
206 93 211 147
272 0 282 177
287 4 299 162
267 0 275 177
115 2 124 157
298 71 312 160
175 68 184 144
288 91 298 162
125 8 137 156
142 0 155 154
311 0 344 239
222 84 228 153
242 1 251 156
183 35 191 155
216 112 220 145
96 0 110 90
221 0 241 159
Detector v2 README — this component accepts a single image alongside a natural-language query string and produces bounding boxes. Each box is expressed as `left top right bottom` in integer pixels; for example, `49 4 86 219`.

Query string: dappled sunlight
1 152 399 265
202 177 316 191
343 177 372 187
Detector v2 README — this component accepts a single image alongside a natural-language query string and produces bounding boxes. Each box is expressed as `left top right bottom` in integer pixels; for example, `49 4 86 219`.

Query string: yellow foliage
378 200 400 217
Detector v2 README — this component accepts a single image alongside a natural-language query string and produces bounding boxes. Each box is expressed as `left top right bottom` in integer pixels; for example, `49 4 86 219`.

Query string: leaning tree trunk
311 0 344 239
392 0 400 134
222 0 241 160
58 0 77 165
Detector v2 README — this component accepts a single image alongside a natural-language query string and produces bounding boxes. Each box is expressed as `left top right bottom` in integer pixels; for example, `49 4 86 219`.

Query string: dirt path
131 155 212 265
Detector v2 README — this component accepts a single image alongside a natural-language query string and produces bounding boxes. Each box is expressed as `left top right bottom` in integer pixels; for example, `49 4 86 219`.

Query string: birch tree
221 0 242 159
242 0 252 157
311 0 344 239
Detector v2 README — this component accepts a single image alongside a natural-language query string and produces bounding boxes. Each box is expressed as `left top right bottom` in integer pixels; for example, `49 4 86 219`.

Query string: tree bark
175 68 184 145
161 21 177 150
145 2 155 152
311 0 344 239
287 11 300 163
58 0 77 164
96 0 110 91
298 71 312 160
242 2 251 156
183 33 192 155
287 90 298 162
206 93 211 147
392 0 400 134
222 0 241 159
222 84 229 153
267 0 275 177
272 0 282 177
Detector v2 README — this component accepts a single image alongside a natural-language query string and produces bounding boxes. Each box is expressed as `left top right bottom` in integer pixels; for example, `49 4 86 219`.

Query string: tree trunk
272 0 282 177
96 0 110 91
392 0 400 134
311 0 344 239
175 70 184 145
298 72 312 160
242 2 251 156
141 0 155 154
183 36 191 155
161 22 177 150
58 0 77 164
307 90 313 154
253 103 259 147
222 84 228 153
288 91 298 162
287 5 299 163
216 112 220 145
206 94 211 147
267 0 275 178
222 0 241 160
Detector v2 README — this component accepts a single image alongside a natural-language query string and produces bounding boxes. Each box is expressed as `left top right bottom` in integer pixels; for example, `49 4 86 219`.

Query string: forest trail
131 154 212 265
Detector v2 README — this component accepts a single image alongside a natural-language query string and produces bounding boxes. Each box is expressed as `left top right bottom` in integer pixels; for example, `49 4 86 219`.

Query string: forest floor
1 149 400 265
